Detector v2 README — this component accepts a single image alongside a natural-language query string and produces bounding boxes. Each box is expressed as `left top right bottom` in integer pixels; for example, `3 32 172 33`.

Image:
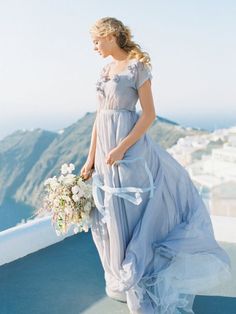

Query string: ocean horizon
171 115 236 132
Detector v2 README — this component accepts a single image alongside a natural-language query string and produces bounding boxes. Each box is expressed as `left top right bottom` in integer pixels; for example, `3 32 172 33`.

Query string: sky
0 0 235 140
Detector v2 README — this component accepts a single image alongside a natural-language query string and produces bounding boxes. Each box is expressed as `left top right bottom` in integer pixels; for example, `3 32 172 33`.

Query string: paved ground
0 232 235 314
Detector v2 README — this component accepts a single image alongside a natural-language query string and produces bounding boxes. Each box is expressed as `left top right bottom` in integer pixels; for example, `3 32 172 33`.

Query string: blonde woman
80 17 231 314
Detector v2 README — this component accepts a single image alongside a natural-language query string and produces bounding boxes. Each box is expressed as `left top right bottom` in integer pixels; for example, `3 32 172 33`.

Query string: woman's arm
87 114 97 165
117 80 156 154
80 115 97 179
105 79 156 166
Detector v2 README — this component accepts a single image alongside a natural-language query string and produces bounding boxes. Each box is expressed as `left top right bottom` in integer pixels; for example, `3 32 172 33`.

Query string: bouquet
35 162 95 236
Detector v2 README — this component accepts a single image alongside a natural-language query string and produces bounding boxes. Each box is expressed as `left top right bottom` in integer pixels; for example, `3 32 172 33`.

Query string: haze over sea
0 0 235 140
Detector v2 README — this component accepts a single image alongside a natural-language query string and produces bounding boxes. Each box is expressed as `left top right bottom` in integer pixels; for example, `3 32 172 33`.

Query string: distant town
168 126 236 217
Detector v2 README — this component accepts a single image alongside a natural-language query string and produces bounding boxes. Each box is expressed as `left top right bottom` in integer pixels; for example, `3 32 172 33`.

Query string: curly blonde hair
90 17 151 68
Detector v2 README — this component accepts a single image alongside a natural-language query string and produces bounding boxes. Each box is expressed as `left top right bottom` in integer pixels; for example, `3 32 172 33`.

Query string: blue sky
0 0 235 139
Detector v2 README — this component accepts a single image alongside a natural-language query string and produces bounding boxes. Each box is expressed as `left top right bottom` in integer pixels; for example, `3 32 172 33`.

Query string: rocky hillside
0 111 208 231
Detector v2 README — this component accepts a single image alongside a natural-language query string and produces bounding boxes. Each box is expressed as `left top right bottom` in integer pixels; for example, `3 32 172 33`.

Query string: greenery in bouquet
35 163 95 236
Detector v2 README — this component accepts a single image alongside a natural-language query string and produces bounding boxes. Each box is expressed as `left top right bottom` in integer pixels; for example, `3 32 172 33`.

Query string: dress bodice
96 58 153 112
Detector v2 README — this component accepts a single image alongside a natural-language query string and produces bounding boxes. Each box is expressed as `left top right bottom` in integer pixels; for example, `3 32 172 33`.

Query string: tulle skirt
91 109 232 313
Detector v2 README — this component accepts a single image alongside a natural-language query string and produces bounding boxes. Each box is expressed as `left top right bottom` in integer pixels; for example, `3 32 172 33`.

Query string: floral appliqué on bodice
96 61 139 98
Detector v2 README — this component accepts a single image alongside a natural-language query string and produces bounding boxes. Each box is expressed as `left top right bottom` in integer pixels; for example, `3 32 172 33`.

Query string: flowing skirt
90 109 232 313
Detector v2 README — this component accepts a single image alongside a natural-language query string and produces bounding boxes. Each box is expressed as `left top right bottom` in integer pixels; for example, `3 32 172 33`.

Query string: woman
80 17 231 314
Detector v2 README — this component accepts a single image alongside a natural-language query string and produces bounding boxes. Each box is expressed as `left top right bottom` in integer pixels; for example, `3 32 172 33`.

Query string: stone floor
0 232 235 314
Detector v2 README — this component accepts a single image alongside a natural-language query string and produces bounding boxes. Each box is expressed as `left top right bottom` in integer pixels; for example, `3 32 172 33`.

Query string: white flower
83 190 91 198
44 178 51 186
78 180 87 188
71 185 80 195
68 163 75 173
78 189 85 198
63 174 76 185
60 163 75 175
50 180 60 191
84 202 91 213
72 194 80 202
61 164 68 175
44 176 57 186
38 161 94 237
58 175 65 183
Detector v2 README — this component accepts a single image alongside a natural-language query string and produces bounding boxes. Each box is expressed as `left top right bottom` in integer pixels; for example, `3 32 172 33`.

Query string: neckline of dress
106 58 137 80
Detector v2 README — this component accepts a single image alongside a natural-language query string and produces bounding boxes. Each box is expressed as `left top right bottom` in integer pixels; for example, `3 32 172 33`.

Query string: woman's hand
105 146 125 166
80 158 94 180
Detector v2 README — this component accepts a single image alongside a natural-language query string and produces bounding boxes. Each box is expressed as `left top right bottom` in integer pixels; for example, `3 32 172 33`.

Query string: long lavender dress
90 58 231 314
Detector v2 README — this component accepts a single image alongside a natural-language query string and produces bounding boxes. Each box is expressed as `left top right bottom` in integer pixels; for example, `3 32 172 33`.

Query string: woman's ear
107 34 115 43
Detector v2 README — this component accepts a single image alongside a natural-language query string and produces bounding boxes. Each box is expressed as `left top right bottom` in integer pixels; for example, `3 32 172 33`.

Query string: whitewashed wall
0 215 236 267
0 216 75 266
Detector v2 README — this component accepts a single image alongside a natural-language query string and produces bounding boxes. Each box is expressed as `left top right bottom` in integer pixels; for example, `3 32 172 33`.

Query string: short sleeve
135 61 153 89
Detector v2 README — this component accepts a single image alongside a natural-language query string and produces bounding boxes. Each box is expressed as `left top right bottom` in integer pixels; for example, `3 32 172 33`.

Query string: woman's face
91 34 114 58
